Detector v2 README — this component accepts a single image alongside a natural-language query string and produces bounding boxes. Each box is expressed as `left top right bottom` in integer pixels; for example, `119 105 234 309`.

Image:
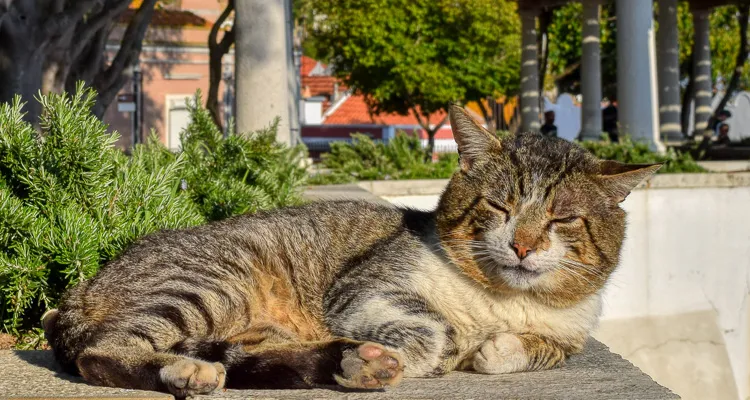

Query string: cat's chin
497 264 544 290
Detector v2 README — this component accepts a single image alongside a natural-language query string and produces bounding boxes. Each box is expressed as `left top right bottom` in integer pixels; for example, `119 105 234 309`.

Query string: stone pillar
616 0 663 151
235 0 294 144
519 7 540 132
580 0 603 140
692 8 713 134
657 0 683 141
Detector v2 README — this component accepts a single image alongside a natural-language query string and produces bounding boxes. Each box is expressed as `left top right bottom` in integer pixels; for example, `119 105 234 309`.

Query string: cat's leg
325 288 459 379
75 341 226 398
219 337 404 389
466 333 572 374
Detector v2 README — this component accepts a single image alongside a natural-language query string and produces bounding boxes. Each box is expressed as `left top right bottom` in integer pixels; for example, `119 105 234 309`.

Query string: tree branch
551 61 581 83
96 0 157 92
209 0 234 47
71 0 131 62
712 3 750 121
89 0 157 117
44 0 103 37
66 23 110 93
207 0 235 129
476 99 493 132
410 106 428 131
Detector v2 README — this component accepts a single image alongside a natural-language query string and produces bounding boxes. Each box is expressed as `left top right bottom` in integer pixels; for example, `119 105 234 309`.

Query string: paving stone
0 339 678 400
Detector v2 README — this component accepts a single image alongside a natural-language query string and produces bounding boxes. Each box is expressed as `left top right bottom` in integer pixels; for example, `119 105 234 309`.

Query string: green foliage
177 93 308 221
309 133 459 184
301 0 520 128
546 3 617 95
0 86 306 343
579 136 707 173
311 133 706 184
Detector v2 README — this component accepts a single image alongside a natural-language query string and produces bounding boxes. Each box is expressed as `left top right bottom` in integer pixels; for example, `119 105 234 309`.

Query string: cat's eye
553 216 582 224
485 199 509 214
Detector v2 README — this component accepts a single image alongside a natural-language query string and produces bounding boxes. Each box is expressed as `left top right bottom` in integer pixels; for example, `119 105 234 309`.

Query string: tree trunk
0 1 51 121
680 53 694 138
711 3 749 125
537 7 555 96
477 99 494 132
0 0 158 123
91 0 158 119
207 0 235 131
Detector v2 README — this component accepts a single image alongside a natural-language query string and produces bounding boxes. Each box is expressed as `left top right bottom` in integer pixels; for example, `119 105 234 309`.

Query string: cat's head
436 105 660 307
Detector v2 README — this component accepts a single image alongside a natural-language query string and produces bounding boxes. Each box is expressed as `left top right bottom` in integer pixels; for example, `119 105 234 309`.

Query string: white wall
381 186 750 399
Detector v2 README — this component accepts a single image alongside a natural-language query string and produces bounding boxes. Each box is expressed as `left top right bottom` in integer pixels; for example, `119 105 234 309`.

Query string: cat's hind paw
335 342 404 389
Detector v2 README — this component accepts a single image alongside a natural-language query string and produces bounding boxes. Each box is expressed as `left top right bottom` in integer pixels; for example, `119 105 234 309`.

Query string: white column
234 0 294 144
691 8 712 134
519 7 540 132
580 0 603 140
657 0 683 141
616 0 663 151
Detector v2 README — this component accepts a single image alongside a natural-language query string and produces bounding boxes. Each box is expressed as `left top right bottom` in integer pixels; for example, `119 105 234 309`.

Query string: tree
711 3 750 120
677 3 750 133
544 2 617 97
301 0 521 155
0 0 160 122
207 0 234 130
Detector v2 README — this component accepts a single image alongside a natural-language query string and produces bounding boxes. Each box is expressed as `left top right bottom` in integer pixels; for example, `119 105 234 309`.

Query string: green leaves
309 133 459 184
311 132 705 185
303 0 520 124
178 92 308 221
579 136 706 173
0 87 307 343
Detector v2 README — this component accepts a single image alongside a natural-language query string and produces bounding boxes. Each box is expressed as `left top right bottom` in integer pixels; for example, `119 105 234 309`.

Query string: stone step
0 339 678 400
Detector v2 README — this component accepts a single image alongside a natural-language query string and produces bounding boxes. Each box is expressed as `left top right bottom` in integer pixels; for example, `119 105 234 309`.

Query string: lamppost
132 64 143 147
222 63 234 137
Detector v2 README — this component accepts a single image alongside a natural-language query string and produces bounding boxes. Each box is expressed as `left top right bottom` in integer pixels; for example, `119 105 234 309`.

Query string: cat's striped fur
44 106 659 397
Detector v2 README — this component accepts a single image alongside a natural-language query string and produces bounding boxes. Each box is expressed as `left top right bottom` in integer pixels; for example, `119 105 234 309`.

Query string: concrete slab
595 311 738 400
302 184 392 205
0 339 678 400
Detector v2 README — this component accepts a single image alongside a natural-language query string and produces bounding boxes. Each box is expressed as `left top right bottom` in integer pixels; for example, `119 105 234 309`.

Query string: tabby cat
43 105 659 397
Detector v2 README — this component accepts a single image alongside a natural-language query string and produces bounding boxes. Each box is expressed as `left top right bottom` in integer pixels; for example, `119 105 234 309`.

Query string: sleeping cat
43 105 659 397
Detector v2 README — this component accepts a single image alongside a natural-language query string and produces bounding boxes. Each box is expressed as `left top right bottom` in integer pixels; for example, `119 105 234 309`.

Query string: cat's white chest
410 253 602 355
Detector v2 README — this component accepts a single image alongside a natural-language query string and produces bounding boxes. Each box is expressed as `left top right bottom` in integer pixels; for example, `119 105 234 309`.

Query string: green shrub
310 132 706 184
0 86 306 346
309 133 458 184
175 93 307 221
578 136 707 173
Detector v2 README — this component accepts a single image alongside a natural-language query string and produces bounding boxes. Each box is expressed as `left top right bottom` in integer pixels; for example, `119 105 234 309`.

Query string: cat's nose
512 243 534 259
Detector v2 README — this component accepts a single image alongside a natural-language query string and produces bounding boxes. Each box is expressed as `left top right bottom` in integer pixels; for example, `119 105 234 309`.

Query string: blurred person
539 110 558 138
716 122 731 145
602 99 618 142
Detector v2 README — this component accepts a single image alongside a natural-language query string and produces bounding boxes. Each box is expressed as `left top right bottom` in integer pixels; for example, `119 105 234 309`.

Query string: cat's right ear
449 104 502 172
596 160 663 203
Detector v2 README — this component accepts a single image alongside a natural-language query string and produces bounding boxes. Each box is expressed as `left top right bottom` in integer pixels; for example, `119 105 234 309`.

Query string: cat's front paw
472 333 528 374
160 359 226 397
335 342 405 389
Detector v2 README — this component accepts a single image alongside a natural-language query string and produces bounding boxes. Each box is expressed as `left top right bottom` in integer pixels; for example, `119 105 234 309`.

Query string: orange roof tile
324 94 447 126
301 76 338 97
301 55 322 77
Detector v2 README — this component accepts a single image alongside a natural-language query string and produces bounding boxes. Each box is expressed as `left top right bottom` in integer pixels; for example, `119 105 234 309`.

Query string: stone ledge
0 339 678 400
334 172 750 198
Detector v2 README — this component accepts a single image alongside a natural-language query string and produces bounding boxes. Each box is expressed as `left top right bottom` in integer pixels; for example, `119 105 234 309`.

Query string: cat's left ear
596 160 662 203
449 104 502 172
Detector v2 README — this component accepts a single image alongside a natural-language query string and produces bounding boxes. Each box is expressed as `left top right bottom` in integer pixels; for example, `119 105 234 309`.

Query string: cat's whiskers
558 259 606 279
